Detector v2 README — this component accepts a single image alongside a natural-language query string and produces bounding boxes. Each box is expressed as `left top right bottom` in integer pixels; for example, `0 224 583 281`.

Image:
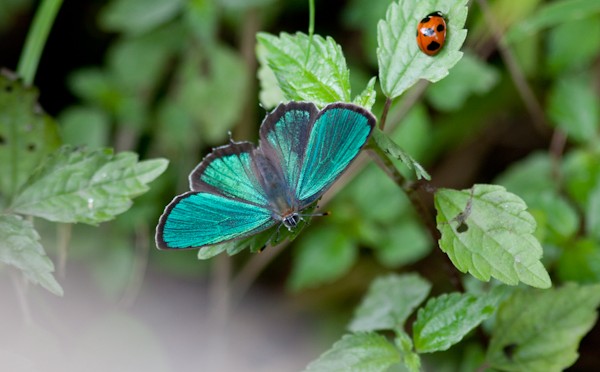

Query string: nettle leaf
0 73 60 199
353 77 377 111
256 32 351 106
435 184 551 288
395 331 421 372
304 332 400 372
377 0 468 99
371 128 431 180
288 226 357 291
256 43 285 110
349 273 431 332
10 146 168 224
547 74 600 144
487 283 600 371
0 215 62 296
413 289 505 353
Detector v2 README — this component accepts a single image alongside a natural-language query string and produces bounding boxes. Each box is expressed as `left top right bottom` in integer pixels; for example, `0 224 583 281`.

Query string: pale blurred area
1 262 336 372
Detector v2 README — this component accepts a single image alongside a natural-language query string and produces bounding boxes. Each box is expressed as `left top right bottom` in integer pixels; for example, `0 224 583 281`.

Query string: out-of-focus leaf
375 219 431 268
377 0 468 99
0 214 62 296
505 0 600 43
557 239 600 283
562 149 600 208
256 32 351 107
426 53 500 112
547 16 600 75
395 331 421 372
305 332 401 372
349 273 431 332
99 0 184 34
175 44 249 143
11 146 168 224
547 74 599 145
435 184 551 288
487 283 600 371
343 0 391 66
288 226 356 291
59 107 110 148
0 73 60 199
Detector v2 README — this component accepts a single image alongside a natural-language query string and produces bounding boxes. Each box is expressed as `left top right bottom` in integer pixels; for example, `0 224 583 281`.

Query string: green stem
304 0 315 66
16 0 63 85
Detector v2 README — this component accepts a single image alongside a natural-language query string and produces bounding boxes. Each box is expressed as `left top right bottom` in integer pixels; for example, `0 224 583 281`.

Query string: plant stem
16 0 63 85
304 0 315 66
379 97 392 130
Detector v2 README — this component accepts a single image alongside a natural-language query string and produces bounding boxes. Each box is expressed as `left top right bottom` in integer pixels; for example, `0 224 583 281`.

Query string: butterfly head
282 213 301 231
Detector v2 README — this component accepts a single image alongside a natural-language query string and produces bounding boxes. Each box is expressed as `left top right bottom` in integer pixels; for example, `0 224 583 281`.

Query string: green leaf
377 0 468 99
175 44 250 143
547 74 600 144
487 283 600 371
562 149 600 208
506 0 600 43
587 183 600 242
256 32 351 106
11 146 168 224
59 107 110 148
395 331 421 372
0 215 62 296
304 332 401 372
197 243 229 260
374 219 431 268
99 0 184 34
413 290 504 353
546 15 600 75
349 273 431 332
435 184 552 288
288 226 356 291
353 77 377 111
256 42 285 110
426 52 500 111
557 238 600 283
371 128 431 180
0 73 60 199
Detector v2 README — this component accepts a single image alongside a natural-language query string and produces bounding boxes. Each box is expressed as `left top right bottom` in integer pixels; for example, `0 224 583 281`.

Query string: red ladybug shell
416 11 447 56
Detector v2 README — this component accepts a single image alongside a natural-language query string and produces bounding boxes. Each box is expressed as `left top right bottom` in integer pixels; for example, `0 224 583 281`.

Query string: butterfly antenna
227 131 235 144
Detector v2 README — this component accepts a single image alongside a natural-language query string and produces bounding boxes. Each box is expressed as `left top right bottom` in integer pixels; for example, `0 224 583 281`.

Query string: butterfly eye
283 214 301 230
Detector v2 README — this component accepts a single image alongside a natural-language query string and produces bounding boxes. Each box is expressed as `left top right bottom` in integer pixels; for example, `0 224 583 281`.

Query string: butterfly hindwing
156 192 275 249
296 103 376 204
189 142 269 206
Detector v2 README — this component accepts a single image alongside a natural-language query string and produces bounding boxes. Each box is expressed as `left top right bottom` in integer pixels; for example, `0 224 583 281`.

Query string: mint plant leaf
11 146 168 224
0 73 60 199
413 290 504 353
0 215 62 296
256 32 351 106
371 128 431 180
349 273 431 332
256 43 285 109
487 283 600 371
304 332 400 372
435 184 551 288
395 331 421 372
377 0 468 99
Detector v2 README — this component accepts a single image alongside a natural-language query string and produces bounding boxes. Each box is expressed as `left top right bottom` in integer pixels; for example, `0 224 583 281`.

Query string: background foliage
1 0 600 370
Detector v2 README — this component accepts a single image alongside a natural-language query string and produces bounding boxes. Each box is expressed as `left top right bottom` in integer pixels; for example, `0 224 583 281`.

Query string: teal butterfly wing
295 103 376 204
156 142 276 249
259 101 318 193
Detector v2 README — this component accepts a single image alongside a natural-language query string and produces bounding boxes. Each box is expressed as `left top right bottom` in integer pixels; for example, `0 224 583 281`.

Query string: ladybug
416 11 447 56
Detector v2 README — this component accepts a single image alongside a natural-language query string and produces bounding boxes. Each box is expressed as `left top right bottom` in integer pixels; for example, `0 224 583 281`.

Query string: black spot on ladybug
420 16 430 23
437 24 445 32
427 41 441 51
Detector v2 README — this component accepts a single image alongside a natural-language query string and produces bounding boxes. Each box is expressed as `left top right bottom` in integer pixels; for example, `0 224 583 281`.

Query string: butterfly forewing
296 103 375 204
259 102 318 193
156 192 275 249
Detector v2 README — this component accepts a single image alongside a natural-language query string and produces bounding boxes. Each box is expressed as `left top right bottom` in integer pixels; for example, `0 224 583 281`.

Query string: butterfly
155 101 376 250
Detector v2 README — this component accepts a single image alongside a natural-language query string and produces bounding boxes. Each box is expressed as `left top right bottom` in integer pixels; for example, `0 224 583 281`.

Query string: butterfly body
156 102 376 250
